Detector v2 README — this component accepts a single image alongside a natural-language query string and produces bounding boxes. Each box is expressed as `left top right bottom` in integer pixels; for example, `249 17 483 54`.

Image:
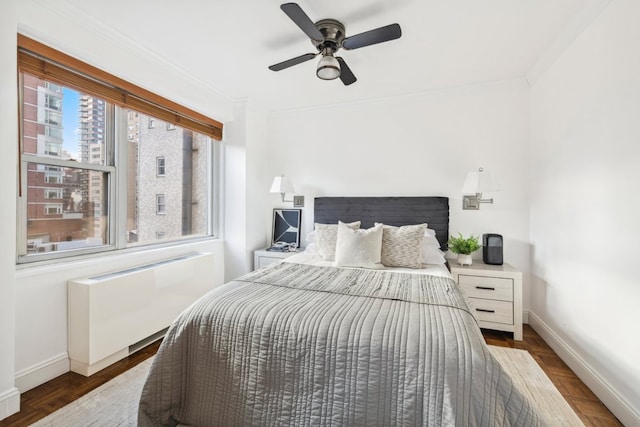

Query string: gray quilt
138 262 544 426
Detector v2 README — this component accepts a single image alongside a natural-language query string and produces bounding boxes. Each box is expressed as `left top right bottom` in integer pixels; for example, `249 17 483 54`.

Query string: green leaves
447 233 481 255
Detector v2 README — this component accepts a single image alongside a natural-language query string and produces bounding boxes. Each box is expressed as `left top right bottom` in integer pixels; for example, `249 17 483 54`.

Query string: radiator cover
68 252 216 376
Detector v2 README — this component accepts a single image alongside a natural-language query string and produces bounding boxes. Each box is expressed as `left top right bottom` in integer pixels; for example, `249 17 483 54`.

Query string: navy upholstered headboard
314 196 449 250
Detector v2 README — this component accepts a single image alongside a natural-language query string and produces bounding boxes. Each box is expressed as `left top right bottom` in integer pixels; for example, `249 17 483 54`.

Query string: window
156 194 166 214
44 93 62 110
44 141 60 157
44 204 63 215
17 35 223 262
45 188 63 199
44 110 61 126
156 157 165 177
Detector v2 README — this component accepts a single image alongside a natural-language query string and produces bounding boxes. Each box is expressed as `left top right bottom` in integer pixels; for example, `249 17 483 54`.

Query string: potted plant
448 233 481 266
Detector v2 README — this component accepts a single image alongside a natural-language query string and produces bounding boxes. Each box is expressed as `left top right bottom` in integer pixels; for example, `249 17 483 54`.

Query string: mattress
138 260 543 426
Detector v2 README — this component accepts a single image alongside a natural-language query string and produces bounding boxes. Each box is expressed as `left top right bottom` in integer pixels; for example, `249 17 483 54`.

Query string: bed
138 197 543 426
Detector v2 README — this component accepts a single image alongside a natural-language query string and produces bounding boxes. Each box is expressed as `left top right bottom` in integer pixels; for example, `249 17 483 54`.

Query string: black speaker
483 234 503 265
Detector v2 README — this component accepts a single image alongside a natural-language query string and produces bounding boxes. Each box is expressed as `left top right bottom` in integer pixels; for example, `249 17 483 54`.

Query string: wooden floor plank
0 326 623 426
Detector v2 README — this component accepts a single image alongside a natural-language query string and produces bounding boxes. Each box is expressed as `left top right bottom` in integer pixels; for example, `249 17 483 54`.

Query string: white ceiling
49 0 599 111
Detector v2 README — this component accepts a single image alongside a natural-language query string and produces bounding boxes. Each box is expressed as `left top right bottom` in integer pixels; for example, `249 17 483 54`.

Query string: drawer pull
476 308 496 313
475 286 495 291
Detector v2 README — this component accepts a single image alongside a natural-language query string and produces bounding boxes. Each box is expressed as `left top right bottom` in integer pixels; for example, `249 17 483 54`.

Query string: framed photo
272 209 301 248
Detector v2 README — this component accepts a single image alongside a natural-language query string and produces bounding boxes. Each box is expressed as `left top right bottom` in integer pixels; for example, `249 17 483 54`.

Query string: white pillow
423 230 440 248
334 222 384 269
304 242 318 255
422 247 447 265
315 221 361 261
421 228 447 265
305 230 317 244
376 223 427 269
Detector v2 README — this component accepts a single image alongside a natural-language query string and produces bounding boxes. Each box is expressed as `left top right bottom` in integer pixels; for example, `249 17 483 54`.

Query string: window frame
156 194 167 215
16 35 222 265
156 156 166 177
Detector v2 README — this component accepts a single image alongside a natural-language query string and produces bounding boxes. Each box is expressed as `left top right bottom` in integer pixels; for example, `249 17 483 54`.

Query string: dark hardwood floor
0 325 622 426
0 341 161 427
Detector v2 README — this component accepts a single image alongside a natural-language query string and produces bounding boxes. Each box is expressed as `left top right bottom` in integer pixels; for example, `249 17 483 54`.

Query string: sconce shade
270 176 295 194
462 168 499 195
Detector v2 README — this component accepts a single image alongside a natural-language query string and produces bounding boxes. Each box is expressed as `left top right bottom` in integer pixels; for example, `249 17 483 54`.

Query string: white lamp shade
270 176 295 194
462 168 499 195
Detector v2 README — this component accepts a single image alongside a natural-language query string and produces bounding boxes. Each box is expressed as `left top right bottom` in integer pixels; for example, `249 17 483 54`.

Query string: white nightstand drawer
467 298 513 325
253 249 299 270
458 275 513 302
257 256 282 269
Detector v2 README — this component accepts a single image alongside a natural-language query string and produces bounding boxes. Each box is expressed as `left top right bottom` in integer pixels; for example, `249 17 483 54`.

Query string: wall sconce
462 167 499 210
270 175 305 207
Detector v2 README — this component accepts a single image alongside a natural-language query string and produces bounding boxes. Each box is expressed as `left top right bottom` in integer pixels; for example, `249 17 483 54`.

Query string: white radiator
68 252 217 376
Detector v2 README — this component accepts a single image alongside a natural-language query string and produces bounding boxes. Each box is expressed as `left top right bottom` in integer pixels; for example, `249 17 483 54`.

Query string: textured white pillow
334 222 384 269
315 221 361 261
377 223 427 268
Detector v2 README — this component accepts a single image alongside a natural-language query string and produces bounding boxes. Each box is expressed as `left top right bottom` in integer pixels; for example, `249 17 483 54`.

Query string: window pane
25 162 109 254
22 73 108 164
126 111 209 245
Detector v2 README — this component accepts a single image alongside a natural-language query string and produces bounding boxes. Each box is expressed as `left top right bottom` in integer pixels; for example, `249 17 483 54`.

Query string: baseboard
0 387 20 421
528 311 640 426
522 309 529 324
15 352 69 393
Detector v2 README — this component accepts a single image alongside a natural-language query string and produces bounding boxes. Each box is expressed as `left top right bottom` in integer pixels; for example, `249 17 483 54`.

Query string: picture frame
271 208 301 248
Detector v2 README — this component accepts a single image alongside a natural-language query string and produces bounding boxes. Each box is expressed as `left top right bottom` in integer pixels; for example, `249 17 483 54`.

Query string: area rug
31 346 583 426
488 346 584 426
31 358 153 427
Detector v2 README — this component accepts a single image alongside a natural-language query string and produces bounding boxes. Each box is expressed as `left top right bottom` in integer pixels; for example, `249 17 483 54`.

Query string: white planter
456 254 473 266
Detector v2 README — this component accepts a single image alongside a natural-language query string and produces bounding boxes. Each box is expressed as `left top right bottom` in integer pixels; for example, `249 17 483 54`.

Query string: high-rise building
22 74 87 251
131 113 208 244
78 95 107 239
22 81 207 254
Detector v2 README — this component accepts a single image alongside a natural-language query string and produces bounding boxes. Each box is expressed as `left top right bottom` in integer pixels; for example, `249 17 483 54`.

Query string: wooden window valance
17 34 223 140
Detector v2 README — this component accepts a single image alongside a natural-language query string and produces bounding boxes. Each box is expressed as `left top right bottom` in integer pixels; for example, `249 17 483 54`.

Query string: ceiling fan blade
269 53 317 71
342 23 401 50
280 3 324 42
336 57 357 86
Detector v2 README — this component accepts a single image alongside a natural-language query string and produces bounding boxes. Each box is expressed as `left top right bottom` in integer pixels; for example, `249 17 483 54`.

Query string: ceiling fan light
316 55 341 80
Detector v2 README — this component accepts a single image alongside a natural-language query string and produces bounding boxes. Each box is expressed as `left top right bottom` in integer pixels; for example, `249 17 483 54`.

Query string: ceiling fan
268 3 402 85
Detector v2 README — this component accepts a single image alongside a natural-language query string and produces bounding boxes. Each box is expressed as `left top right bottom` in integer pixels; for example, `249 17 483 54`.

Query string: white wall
0 2 20 420
14 240 224 391
223 99 273 281
529 0 640 424
266 79 532 306
0 1 235 417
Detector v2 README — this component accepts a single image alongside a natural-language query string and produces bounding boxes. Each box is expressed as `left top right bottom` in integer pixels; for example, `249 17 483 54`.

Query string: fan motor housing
312 19 346 51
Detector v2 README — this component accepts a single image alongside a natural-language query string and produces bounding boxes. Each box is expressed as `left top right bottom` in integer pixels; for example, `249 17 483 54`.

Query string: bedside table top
254 248 300 258
448 260 521 276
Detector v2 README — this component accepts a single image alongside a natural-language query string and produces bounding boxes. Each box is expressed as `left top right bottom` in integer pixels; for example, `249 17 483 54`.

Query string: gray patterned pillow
378 223 428 268
315 221 361 261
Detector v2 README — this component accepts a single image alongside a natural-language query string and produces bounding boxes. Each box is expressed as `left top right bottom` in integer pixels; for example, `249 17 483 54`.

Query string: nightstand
253 248 299 270
449 261 523 341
